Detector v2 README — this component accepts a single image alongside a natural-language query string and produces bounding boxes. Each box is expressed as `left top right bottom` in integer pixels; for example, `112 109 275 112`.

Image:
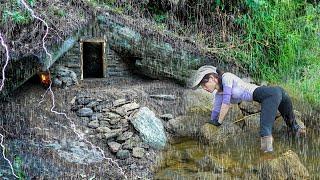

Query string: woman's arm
218 103 230 123
217 85 232 123
211 93 223 120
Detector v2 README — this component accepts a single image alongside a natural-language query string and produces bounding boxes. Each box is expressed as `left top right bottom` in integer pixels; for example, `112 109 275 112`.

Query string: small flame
39 71 51 86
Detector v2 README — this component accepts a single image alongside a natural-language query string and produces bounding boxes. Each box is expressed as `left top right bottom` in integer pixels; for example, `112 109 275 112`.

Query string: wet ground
155 128 320 179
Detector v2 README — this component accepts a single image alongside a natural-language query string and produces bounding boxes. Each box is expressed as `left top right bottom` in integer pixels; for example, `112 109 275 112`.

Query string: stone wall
51 43 132 81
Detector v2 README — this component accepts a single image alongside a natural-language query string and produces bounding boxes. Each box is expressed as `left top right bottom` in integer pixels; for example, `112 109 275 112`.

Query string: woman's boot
261 135 273 153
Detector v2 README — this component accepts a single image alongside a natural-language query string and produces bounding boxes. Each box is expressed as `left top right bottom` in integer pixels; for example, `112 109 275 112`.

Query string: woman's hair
200 69 224 91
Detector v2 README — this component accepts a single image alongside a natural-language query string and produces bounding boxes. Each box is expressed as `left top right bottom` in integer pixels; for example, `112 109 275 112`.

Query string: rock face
131 107 167 149
52 66 78 88
258 150 309 179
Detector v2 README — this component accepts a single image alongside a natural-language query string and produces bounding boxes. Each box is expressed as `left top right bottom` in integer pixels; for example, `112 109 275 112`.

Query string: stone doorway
80 39 107 79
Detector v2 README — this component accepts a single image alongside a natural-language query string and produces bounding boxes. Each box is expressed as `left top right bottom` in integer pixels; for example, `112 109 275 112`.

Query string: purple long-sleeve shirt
211 73 259 120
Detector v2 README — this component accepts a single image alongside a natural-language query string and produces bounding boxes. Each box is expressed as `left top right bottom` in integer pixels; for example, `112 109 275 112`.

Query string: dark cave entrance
80 39 106 79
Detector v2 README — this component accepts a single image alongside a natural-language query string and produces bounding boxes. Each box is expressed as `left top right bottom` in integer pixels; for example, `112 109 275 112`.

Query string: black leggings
253 86 295 137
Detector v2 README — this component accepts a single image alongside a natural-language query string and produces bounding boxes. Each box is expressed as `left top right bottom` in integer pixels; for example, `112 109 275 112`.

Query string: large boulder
130 107 167 149
257 150 309 179
239 101 261 115
200 122 243 145
166 115 207 137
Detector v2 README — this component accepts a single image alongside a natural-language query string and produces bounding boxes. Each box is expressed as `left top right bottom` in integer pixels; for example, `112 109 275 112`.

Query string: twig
233 112 260 124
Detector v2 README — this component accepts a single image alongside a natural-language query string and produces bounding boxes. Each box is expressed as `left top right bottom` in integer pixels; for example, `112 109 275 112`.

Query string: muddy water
155 128 320 179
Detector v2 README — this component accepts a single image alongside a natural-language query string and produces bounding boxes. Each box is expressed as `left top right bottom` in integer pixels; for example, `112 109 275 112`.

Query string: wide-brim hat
189 65 217 89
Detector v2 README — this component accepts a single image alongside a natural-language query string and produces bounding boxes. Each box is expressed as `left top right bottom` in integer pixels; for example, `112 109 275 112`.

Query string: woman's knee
273 87 283 104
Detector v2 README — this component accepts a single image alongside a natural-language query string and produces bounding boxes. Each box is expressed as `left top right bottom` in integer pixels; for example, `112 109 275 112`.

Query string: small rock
88 120 99 129
70 96 76 104
99 121 109 127
91 113 103 121
104 129 122 140
149 94 176 101
86 101 100 108
96 127 111 133
109 119 120 125
113 99 129 107
116 150 130 159
122 135 142 149
105 112 121 119
113 107 126 116
160 114 174 120
77 108 93 117
77 97 95 105
108 142 122 153
117 131 134 142
93 101 113 112
132 147 145 158
121 102 140 112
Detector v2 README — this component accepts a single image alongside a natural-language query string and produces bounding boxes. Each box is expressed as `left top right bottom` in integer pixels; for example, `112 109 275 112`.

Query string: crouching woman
190 65 306 152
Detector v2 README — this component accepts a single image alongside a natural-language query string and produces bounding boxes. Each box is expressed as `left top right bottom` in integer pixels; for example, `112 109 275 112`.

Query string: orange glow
39 71 51 86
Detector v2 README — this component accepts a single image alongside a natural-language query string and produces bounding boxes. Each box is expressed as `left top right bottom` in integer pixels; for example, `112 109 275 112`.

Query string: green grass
234 0 320 106
1 0 35 25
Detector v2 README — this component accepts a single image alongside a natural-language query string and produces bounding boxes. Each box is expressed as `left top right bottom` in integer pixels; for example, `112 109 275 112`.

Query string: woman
190 65 306 152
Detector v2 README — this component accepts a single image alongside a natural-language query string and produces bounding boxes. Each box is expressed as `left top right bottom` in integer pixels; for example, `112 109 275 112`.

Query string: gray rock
96 127 111 133
90 113 103 121
46 140 104 164
105 112 121 119
149 94 176 101
86 101 100 109
117 131 133 142
132 147 144 158
88 120 99 129
93 101 113 112
104 129 122 140
131 107 167 149
77 108 93 117
113 107 126 116
53 78 62 87
77 97 95 105
61 76 73 86
53 66 78 88
160 114 173 120
116 150 130 159
121 102 140 112
99 120 109 127
109 118 120 125
113 99 129 107
107 142 122 153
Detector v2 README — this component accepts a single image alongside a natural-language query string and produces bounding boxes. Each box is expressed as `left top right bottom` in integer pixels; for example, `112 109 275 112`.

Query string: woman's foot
261 135 273 153
292 119 306 137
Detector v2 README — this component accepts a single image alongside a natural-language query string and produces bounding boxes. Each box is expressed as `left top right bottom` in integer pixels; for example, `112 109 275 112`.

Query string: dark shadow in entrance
83 42 103 78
